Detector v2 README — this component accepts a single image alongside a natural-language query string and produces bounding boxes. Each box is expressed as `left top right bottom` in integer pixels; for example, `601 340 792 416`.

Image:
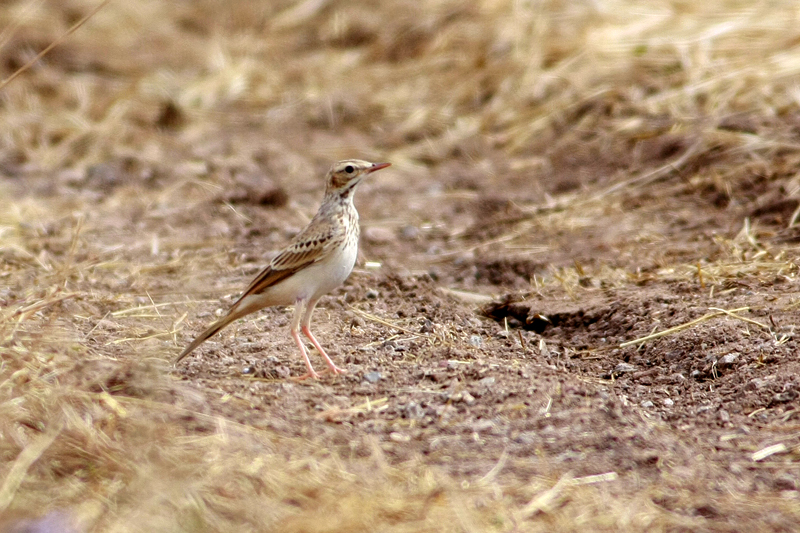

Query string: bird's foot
293 369 321 381
322 364 348 375
292 365 347 380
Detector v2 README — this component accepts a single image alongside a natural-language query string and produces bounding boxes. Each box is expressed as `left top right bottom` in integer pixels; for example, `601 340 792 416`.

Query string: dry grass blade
0 423 62 514
347 305 421 337
438 288 495 306
619 306 750 348
314 397 389 421
589 138 706 202
519 474 572 518
0 0 112 91
752 443 788 462
1 291 78 323
477 448 508 485
111 302 200 317
569 472 618 486
708 307 770 330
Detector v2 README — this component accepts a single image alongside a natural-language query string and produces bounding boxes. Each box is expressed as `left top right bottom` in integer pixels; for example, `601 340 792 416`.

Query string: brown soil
3 1 800 531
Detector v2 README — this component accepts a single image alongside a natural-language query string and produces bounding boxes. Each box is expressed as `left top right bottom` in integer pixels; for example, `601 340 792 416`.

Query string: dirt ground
3 1 800 531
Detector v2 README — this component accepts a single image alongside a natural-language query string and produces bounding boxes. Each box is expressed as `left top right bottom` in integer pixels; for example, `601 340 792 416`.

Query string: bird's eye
344 165 355 174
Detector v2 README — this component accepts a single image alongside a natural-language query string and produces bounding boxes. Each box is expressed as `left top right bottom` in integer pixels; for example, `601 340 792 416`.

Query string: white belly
303 239 358 299
252 240 358 307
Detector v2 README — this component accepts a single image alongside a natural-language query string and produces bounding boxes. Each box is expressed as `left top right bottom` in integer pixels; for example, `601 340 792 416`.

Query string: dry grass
3 0 800 531
1 288 513 532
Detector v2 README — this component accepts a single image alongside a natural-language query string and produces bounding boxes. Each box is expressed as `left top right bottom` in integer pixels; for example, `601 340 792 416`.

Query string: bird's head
325 159 390 198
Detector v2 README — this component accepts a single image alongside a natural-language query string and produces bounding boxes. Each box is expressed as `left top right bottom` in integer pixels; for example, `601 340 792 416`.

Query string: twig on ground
620 306 751 348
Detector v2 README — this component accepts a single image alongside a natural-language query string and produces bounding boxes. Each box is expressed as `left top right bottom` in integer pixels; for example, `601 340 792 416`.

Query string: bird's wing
175 217 345 365
239 220 339 298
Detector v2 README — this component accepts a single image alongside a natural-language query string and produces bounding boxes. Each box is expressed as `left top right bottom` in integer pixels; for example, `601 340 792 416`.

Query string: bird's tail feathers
174 303 250 365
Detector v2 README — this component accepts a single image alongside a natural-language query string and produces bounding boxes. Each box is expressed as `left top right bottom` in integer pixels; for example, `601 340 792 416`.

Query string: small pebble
613 363 637 374
718 353 739 367
426 244 443 255
478 376 495 387
382 340 397 352
404 402 425 419
390 432 411 442
400 225 419 240
469 335 483 347
364 371 382 383
514 432 537 445
640 400 654 408
663 398 674 407
774 475 797 491
471 420 494 432
365 289 379 299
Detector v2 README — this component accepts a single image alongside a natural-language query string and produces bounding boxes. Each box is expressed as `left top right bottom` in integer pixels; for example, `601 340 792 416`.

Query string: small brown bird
175 159 390 379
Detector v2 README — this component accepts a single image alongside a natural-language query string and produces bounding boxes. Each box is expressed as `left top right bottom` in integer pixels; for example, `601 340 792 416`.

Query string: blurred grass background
3 1 800 531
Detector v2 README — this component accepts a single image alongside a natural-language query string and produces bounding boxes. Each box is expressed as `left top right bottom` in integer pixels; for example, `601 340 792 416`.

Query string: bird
175 159 391 379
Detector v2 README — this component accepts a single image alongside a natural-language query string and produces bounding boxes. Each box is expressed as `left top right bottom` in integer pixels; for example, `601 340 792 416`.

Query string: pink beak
368 162 391 173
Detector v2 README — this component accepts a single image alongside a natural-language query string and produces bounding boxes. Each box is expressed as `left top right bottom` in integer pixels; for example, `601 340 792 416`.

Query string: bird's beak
368 162 391 173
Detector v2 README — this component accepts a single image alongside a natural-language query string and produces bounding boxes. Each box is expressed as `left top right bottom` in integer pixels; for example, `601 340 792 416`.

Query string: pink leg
302 325 347 375
289 298 320 380
301 299 347 375
291 328 320 380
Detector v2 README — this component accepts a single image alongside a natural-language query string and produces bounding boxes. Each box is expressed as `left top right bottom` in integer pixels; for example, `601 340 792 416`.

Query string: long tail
174 305 250 364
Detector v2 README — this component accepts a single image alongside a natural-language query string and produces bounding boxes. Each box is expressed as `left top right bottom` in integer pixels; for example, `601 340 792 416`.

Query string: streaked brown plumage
175 159 390 379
